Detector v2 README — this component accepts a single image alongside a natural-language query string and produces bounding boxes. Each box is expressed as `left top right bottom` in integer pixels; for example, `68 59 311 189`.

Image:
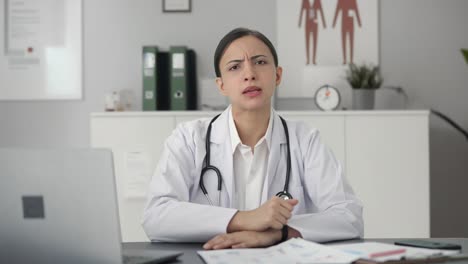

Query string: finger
268 196 283 207
286 198 299 206
213 241 234 250
203 235 225 250
280 199 298 211
274 213 288 225
279 202 293 214
278 206 292 220
232 243 248 249
213 235 239 250
270 196 282 202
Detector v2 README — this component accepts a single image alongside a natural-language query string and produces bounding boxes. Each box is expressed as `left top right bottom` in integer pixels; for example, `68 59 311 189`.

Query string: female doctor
142 28 363 249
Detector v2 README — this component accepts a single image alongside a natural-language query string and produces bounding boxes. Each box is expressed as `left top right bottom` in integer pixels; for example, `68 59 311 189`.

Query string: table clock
314 85 341 111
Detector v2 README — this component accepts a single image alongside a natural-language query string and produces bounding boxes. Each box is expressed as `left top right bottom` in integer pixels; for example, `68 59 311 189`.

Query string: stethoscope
199 113 293 206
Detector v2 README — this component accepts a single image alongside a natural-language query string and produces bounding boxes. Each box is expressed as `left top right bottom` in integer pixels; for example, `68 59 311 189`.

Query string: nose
243 63 256 81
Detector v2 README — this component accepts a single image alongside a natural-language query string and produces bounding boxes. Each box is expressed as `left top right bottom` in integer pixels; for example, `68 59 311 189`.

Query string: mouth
242 86 262 95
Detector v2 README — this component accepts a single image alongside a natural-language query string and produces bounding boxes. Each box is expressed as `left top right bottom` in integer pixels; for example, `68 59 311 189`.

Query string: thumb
287 199 299 206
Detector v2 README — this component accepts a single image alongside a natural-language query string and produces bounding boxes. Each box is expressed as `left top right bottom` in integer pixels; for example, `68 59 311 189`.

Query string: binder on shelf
157 52 170 110
169 46 197 110
142 46 158 111
142 46 169 111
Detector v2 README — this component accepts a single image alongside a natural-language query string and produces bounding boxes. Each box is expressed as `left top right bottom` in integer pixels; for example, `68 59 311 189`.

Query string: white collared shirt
229 108 273 211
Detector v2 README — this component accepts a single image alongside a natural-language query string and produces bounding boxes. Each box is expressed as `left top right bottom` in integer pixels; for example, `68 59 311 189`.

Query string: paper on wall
124 150 152 199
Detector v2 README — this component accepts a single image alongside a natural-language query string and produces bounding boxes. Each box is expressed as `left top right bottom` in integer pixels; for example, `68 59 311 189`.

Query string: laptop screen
0 148 123 264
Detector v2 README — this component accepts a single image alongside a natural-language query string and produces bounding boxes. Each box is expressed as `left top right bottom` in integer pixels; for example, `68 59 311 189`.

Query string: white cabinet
345 113 430 238
90 110 429 242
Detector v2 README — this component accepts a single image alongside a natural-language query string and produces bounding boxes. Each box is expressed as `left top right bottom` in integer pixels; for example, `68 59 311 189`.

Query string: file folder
142 46 158 111
142 46 169 111
169 46 197 110
157 52 170 110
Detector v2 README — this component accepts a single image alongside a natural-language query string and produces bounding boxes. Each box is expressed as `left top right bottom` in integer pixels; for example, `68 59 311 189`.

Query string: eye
256 59 267 65
228 64 239 71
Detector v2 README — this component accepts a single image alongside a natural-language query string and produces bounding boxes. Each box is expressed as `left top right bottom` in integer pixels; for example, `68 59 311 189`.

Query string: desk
123 238 468 264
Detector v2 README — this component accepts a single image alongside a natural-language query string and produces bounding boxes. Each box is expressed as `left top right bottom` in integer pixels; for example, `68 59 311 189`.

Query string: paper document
331 242 460 262
197 238 360 264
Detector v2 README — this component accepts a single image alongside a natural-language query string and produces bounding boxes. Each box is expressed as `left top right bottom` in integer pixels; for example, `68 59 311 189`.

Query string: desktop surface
123 238 468 264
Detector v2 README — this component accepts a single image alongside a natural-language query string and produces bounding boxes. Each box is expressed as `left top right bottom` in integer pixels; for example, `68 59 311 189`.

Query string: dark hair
214 27 278 77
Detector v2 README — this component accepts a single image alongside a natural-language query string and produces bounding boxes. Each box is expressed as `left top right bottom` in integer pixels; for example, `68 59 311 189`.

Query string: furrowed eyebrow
251 55 267 60
225 54 267 65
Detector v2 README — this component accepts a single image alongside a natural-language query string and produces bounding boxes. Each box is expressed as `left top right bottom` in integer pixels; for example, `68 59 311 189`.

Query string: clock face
314 85 341 111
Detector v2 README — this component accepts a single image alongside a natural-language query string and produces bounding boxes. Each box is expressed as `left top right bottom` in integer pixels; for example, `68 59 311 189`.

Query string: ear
216 77 228 96
275 66 283 87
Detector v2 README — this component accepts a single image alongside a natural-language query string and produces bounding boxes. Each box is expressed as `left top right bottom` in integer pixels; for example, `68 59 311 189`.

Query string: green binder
142 46 158 111
169 46 188 110
169 46 197 110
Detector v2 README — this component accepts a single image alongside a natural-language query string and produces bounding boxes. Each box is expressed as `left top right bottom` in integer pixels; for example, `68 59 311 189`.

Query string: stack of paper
198 239 461 264
198 238 360 264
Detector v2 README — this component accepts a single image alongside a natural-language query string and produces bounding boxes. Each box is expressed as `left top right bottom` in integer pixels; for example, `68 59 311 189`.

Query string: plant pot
352 89 375 110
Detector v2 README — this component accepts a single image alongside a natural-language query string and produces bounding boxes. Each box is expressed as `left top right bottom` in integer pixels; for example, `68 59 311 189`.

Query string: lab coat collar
210 106 231 145
262 109 288 203
228 107 274 154
209 106 234 206
271 108 287 144
211 106 284 145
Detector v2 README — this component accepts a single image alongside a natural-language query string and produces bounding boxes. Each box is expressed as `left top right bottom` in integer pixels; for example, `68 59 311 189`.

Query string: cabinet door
282 114 346 169
91 116 175 242
346 114 429 238
175 114 216 125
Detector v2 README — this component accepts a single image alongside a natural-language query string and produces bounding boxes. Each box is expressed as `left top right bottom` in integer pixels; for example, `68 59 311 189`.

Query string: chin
237 99 271 112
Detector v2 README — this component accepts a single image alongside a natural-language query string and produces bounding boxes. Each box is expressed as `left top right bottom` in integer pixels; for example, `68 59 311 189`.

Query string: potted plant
462 49 468 64
345 63 383 110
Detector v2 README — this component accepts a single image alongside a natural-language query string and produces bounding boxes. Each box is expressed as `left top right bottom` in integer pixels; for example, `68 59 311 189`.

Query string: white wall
379 0 468 237
0 0 276 147
1 0 468 236
280 0 468 237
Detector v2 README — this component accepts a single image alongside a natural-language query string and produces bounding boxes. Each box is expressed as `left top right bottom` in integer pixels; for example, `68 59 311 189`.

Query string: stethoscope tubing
199 113 293 205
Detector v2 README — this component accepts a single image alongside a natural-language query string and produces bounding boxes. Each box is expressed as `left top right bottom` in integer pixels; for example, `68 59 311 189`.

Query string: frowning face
216 36 282 112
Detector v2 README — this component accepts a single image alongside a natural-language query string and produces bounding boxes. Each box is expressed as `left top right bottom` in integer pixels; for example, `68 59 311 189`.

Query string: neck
232 105 271 149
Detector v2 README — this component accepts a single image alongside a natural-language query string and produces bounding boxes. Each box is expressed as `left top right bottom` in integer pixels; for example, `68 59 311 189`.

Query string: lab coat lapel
210 108 234 207
262 112 287 203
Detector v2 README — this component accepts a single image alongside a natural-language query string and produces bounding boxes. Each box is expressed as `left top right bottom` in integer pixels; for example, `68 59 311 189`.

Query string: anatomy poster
277 0 378 98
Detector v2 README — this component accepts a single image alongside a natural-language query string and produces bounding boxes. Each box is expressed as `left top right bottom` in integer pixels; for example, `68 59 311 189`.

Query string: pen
369 248 406 258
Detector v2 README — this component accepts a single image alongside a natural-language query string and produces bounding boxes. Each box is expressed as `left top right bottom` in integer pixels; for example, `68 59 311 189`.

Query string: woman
142 28 363 249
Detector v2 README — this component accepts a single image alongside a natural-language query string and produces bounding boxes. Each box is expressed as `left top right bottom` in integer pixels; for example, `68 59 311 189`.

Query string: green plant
462 49 468 64
345 63 383 89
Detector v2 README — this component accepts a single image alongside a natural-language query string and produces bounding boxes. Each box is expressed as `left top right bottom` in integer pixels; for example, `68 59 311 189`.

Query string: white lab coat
142 107 363 243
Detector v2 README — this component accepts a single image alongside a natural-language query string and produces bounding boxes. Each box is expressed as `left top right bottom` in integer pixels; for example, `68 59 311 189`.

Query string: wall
0 0 276 147
280 0 468 237
379 0 468 237
1 0 467 236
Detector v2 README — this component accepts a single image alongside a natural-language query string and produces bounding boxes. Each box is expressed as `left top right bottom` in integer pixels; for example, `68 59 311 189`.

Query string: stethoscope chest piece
276 191 293 200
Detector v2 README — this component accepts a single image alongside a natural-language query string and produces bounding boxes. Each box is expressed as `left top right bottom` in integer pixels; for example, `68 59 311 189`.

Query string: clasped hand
203 197 298 250
229 196 299 232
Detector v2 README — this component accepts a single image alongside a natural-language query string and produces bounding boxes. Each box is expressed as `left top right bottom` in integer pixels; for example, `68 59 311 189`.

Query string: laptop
0 148 182 264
